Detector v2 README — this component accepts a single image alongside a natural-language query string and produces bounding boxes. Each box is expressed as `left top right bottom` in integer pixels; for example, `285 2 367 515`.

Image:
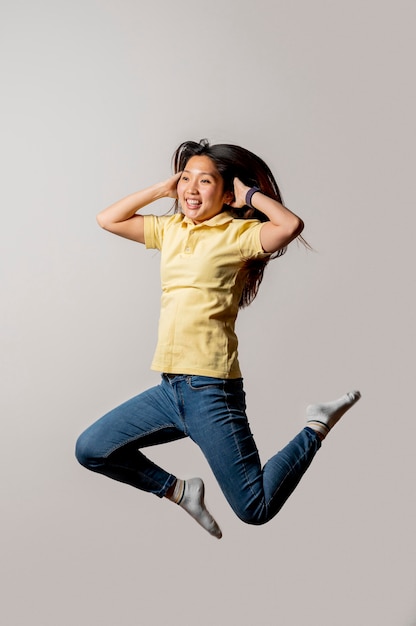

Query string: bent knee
75 432 101 469
234 506 269 526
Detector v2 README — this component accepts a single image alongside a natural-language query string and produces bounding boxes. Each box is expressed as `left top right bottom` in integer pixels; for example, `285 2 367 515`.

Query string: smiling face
176 155 232 224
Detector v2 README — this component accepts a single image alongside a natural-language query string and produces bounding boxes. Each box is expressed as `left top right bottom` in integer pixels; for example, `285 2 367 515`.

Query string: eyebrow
183 169 218 177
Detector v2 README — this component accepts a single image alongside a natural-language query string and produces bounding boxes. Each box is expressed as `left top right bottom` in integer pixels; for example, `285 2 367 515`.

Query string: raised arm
231 178 304 253
96 172 182 243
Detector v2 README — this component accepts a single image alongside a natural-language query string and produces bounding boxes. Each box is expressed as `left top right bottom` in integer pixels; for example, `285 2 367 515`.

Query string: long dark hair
171 139 306 307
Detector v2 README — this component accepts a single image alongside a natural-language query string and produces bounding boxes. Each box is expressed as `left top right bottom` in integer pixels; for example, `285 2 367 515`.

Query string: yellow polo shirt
144 211 269 379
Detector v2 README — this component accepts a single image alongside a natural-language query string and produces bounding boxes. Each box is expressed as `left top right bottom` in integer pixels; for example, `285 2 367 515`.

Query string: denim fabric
76 375 321 525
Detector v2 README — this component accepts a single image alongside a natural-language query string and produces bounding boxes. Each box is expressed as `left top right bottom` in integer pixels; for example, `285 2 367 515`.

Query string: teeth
187 200 201 206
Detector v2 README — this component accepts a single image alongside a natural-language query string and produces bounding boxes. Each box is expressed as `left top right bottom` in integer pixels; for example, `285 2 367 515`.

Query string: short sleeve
143 214 168 250
237 220 271 259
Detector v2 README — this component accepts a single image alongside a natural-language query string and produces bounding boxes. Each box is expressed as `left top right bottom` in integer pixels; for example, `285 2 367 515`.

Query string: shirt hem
151 364 242 380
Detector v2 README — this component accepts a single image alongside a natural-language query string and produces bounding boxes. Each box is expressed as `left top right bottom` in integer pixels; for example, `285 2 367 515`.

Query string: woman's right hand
162 171 182 199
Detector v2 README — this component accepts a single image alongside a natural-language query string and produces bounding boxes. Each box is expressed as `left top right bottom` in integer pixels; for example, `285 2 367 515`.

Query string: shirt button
185 247 190 253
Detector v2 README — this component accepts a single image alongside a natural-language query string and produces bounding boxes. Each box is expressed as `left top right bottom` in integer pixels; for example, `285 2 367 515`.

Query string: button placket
184 229 194 254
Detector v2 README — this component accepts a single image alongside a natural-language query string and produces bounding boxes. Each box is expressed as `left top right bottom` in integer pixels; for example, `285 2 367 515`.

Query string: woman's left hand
229 177 251 208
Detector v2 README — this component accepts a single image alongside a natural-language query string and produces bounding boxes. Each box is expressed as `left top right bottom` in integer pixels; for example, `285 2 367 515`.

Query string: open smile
185 198 202 209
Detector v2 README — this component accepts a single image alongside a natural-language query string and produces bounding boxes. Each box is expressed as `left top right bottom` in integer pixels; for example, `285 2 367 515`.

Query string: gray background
2 1 415 624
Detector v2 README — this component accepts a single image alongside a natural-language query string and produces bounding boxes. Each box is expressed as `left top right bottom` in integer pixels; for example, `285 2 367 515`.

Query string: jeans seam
266 433 319 509
222 381 259 508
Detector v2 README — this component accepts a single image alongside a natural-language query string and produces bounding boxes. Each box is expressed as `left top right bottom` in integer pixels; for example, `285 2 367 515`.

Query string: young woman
76 139 360 539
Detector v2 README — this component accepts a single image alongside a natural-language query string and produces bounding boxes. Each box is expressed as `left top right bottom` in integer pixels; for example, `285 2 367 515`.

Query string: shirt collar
182 210 234 228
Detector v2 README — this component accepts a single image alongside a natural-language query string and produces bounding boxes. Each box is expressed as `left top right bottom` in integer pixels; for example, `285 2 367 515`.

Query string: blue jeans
75 375 321 525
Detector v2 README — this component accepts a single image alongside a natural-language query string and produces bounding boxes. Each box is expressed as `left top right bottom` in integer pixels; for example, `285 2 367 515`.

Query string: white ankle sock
306 390 361 439
179 478 222 539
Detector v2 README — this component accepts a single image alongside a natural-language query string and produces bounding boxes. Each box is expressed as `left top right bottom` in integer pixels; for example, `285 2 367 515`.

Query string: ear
223 191 234 205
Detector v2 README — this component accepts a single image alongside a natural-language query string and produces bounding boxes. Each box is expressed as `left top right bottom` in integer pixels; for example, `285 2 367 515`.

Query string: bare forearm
231 178 304 253
96 182 168 229
253 191 303 252
96 172 181 243
250 190 303 231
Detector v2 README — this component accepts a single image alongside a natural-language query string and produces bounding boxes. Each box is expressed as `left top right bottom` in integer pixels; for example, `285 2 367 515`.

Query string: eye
201 178 211 184
181 175 189 181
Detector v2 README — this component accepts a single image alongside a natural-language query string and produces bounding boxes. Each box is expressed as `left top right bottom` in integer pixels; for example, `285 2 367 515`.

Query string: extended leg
181 378 361 526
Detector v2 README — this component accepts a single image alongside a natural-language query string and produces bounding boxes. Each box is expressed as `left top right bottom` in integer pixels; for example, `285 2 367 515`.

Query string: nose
186 182 198 194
